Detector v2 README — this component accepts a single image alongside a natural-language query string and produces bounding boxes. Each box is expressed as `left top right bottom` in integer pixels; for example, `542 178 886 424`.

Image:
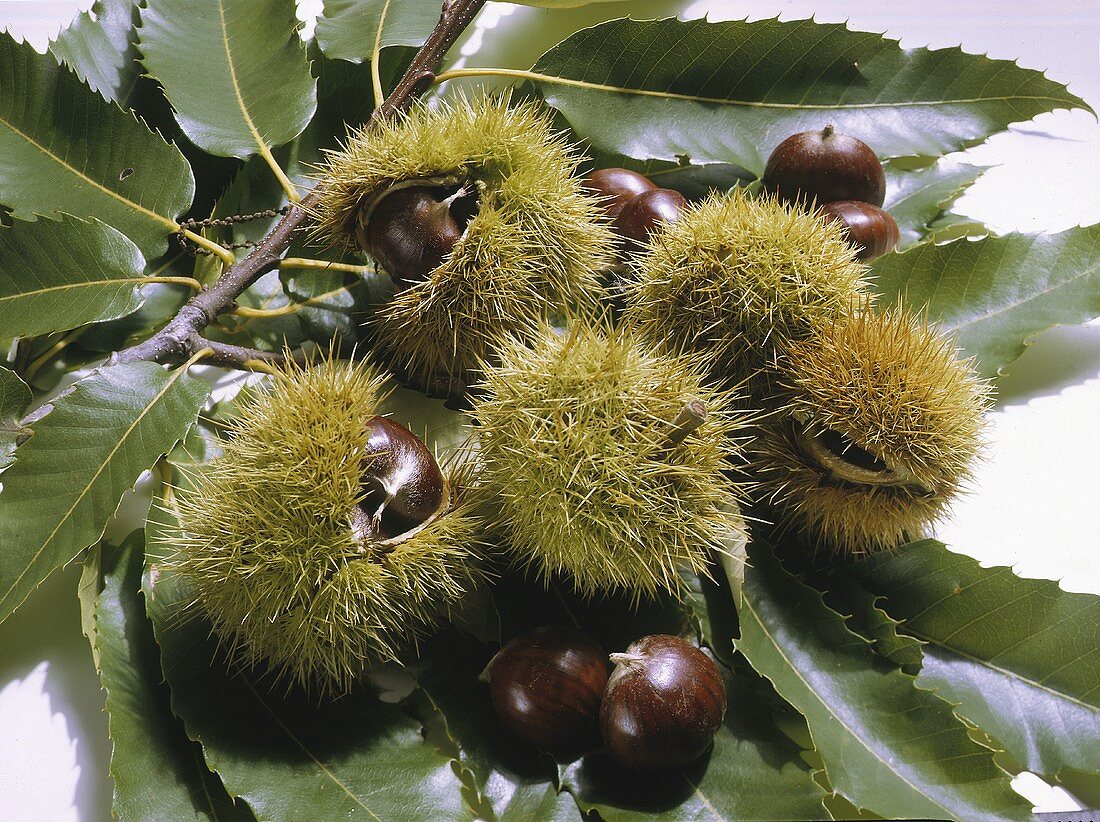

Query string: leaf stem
230 280 365 319
179 229 236 266
23 328 87 382
258 144 301 203
114 0 487 372
279 257 370 275
370 0 393 108
140 275 203 291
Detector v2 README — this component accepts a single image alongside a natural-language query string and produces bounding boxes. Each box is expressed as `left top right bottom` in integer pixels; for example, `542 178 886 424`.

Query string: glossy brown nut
819 200 900 261
582 167 657 220
483 626 610 753
357 416 447 540
366 186 464 287
615 188 687 245
600 635 726 770
762 126 886 207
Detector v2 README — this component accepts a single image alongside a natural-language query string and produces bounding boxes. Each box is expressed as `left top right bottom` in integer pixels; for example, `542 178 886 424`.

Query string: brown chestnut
582 167 658 220
355 416 448 541
614 188 687 245
762 125 886 207
818 200 900 261
362 185 471 288
600 635 726 770
482 626 610 753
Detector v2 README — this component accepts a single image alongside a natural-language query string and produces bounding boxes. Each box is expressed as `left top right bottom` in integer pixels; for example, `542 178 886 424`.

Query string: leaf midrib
522 68 1079 111
216 0 272 155
0 113 178 231
240 677 383 821
0 277 139 305
0 364 190 612
738 591 958 818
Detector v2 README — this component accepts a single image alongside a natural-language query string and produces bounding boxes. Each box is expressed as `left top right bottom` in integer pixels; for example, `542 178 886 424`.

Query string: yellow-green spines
752 306 990 552
314 95 616 395
621 190 871 384
471 322 748 601
167 358 485 696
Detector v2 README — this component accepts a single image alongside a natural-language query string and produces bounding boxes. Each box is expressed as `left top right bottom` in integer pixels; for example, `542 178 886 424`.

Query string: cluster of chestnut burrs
167 97 988 741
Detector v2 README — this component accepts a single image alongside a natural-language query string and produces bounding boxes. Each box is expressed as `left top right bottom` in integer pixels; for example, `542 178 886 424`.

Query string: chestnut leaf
50 0 143 106
0 361 209 625
0 366 30 470
80 534 250 821
0 36 194 258
138 0 317 161
882 158 986 250
733 544 1031 821
849 539 1100 780
0 215 146 339
528 17 1091 175
315 0 440 64
870 224 1100 378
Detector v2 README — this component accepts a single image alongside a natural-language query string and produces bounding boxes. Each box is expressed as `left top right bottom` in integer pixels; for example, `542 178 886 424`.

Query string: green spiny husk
751 304 991 553
621 189 871 387
313 94 616 396
471 321 749 602
167 357 486 696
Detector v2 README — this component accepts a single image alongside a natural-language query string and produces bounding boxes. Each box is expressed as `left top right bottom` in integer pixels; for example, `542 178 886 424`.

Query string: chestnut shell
600 635 726 770
615 188 687 245
483 626 610 753
818 200 900 261
365 186 464 287
583 167 658 220
762 126 886 207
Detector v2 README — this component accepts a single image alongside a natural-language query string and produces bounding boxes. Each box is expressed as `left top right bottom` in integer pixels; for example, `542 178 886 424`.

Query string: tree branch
114 0 487 370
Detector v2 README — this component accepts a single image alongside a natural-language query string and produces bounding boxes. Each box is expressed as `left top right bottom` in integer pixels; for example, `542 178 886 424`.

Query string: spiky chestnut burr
470 322 749 602
621 190 871 387
751 305 991 552
601 635 726 770
312 94 616 396
166 357 486 696
762 126 886 207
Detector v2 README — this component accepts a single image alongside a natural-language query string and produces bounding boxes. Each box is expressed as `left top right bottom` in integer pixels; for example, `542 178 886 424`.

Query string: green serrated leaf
870 225 1100 377
138 0 317 160
0 360 208 624
562 663 829 821
83 533 252 821
820 572 924 676
140 524 467 822
0 215 146 338
733 544 1030 821
528 18 1091 174
49 0 142 106
0 365 31 469
316 0 439 63
849 540 1100 780
883 159 985 249
0 35 194 258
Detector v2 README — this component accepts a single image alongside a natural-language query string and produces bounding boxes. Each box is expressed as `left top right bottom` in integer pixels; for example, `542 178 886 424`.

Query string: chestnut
582 167 658 220
482 626 610 753
356 416 448 540
614 188 687 245
363 185 471 287
762 125 886 207
600 635 726 770
818 200 900 261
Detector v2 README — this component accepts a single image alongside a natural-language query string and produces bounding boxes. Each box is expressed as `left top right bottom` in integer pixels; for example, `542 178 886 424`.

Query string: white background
0 0 1098 818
